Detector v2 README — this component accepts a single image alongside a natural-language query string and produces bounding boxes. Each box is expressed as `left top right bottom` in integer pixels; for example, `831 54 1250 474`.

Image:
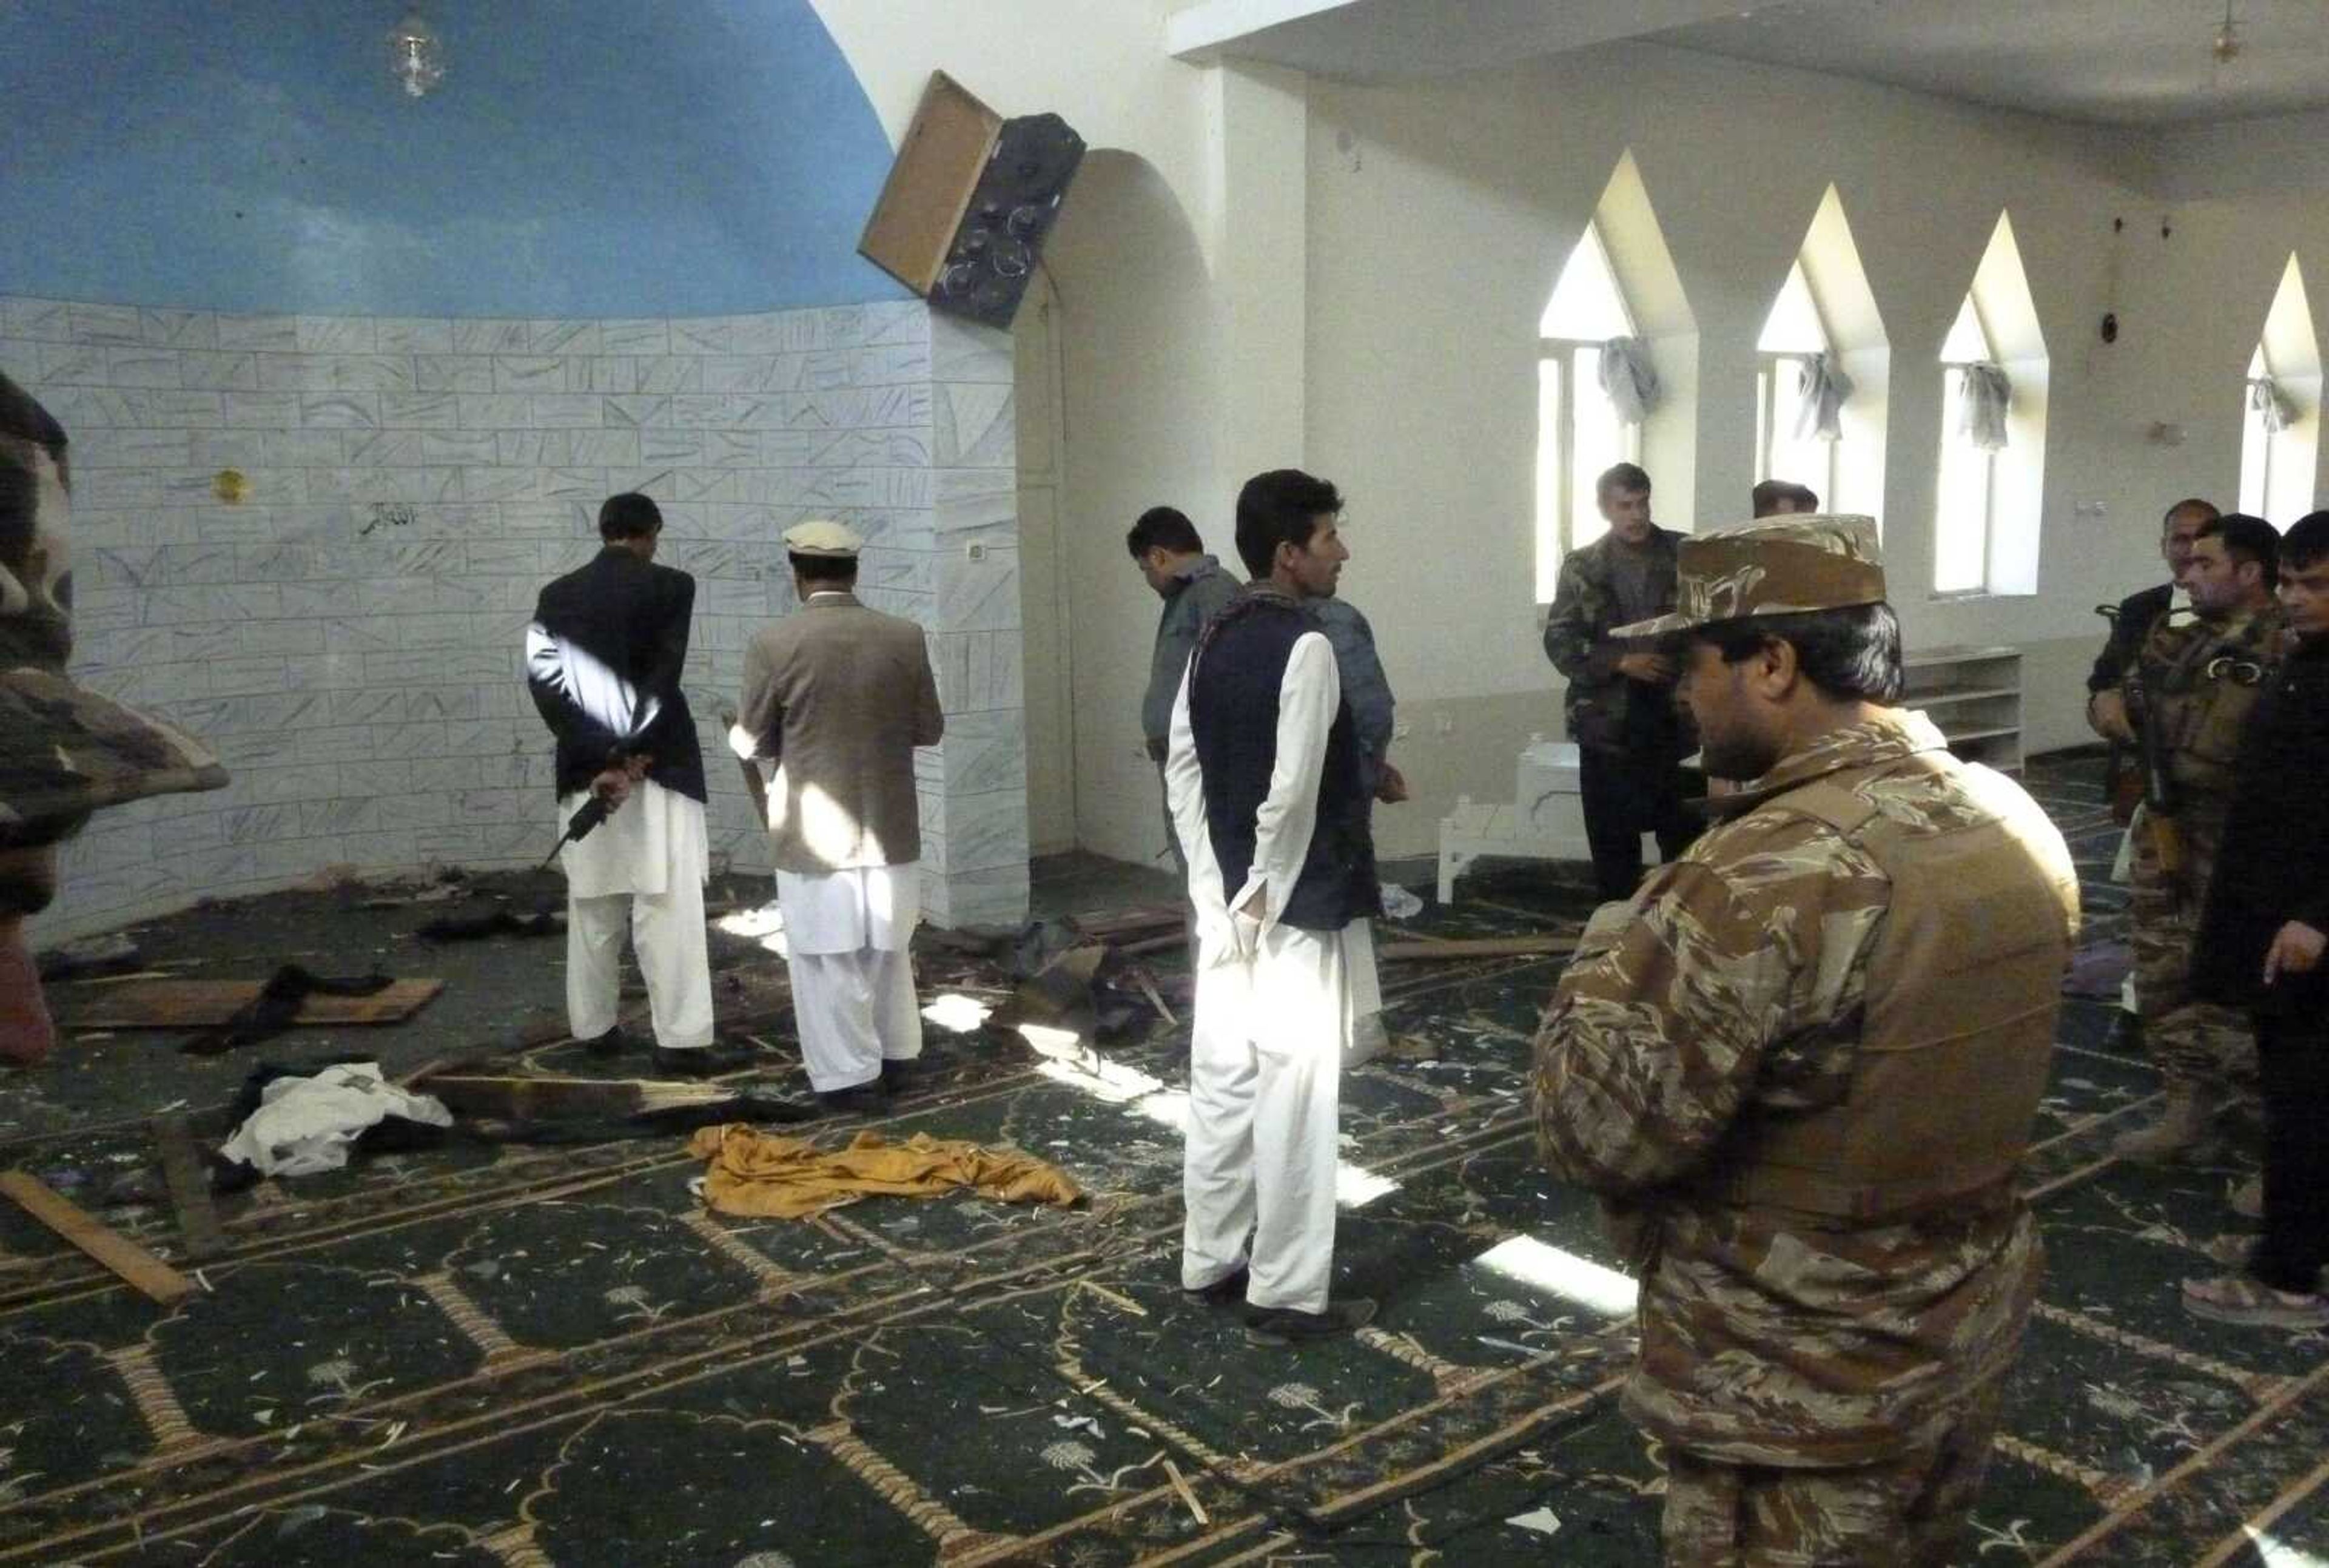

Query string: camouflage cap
0 369 227 849
1609 513 1886 640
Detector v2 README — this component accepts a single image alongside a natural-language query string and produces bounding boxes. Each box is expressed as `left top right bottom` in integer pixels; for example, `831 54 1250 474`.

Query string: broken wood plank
1069 905 1185 940
1377 935 1577 961
424 1074 741 1120
1112 932 1185 958
53 978 444 1030
0 1171 193 1304
1128 968 1178 1029
150 1114 225 1263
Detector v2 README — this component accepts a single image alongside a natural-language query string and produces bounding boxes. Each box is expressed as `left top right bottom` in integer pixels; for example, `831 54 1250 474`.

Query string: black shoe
1243 1296 1377 1343
816 1081 891 1117
878 1057 924 1094
580 1026 636 1059
650 1044 756 1078
1183 1264 1249 1307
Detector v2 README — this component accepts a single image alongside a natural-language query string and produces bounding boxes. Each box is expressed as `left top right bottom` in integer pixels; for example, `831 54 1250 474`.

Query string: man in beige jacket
734 520 944 1113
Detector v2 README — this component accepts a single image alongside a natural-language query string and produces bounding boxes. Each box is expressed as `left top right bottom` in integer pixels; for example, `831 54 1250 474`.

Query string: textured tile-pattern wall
4 297 1028 941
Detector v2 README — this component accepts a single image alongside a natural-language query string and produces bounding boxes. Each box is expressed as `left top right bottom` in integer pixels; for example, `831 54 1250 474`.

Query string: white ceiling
1169 0 2329 128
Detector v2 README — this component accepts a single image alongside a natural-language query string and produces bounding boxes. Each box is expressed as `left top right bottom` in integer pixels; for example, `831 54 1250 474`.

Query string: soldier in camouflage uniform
1534 514 2079 1567
0 369 226 1064
2113 514 2287 1163
1542 462 1699 901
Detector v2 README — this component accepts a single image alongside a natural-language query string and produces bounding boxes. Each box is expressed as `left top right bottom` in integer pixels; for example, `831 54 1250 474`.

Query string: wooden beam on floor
0 1170 193 1305
150 1113 226 1263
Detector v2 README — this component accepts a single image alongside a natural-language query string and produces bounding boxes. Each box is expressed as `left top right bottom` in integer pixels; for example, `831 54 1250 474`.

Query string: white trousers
565 875 715 1051
778 864 924 1092
560 784 714 1051
1181 917 1372 1314
787 949 924 1091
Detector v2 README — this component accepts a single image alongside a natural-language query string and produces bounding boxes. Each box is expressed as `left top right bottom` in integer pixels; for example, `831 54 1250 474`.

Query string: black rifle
2123 658 2185 906
542 793 611 867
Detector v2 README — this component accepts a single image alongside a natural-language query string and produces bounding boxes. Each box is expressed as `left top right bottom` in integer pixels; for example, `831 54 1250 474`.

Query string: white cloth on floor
562 781 714 1050
778 864 923 1091
221 1062 451 1177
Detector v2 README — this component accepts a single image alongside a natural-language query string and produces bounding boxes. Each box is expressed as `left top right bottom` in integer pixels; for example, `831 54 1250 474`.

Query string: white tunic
555 778 707 900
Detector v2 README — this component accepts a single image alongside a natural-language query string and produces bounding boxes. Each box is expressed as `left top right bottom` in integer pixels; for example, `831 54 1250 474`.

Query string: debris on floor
50 971 441 1040
218 1060 454 1176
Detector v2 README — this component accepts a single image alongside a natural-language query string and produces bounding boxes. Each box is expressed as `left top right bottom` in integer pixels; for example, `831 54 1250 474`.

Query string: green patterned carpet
1 755 2322 1565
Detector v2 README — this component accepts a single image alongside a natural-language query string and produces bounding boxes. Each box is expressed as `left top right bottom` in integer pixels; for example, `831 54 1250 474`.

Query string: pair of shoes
1183 1264 1248 1307
650 1043 757 1078
2230 1174 2265 1220
816 1080 891 1116
2111 1085 2216 1163
1243 1296 1377 1343
2181 1273 2329 1328
580 1027 636 1059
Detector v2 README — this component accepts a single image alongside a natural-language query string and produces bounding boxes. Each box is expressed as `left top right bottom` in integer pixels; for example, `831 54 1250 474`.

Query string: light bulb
388 12 445 98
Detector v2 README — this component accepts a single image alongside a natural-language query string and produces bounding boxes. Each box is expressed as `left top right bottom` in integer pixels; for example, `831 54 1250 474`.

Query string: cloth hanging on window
1598 336 1662 425
2251 375 2294 434
1957 362 2012 452
1793 354 1854 442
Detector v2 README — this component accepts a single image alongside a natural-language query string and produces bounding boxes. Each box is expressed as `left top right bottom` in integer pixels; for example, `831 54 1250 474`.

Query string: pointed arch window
2239 257 2320 522
1934 212 2048 597
1535 221 1644 601
1755 259 1841 513
1934 297 2002 594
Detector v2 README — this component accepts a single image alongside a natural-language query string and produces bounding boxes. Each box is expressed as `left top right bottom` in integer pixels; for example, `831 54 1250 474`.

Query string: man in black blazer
526 493 729 1075
2182 510 2329 1328
2086 497 2218 741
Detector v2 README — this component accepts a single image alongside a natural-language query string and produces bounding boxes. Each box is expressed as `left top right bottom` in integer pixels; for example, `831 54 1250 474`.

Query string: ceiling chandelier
2211 0 2242 66
388 11 446 98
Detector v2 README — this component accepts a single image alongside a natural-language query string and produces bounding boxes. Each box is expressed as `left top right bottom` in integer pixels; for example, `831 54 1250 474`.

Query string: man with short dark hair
2089 497 2220 742
2183 510 2329 1327
1169 467 1382 1341
735 520 944 1114
1129 506 1241 874
1543 462 1698 900
1535 514 2078 1566
527 492 723 1073
1750 479 1820 518
2112 512 2286 1163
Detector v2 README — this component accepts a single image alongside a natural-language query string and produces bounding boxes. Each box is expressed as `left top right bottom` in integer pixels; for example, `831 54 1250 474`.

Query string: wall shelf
1901 644 2023 771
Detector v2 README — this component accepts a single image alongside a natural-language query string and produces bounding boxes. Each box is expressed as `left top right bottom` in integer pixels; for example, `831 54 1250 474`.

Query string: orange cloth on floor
687 1123 1084 1219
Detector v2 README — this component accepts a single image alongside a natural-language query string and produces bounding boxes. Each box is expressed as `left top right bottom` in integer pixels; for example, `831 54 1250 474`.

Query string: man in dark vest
1534 515 2079 1566
526 492 728 1075
1167 468 1382 1342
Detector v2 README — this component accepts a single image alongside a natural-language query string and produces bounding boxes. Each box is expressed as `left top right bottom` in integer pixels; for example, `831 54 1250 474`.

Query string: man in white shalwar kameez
526 493 732 1074
1169 468 1383 1342
734 521 944 1115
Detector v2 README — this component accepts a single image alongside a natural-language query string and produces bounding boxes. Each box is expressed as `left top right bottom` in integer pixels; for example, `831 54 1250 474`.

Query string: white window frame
1755 259 1840 508
1934 295 2001 596
1535 223 1642 601
2240 344 2279 519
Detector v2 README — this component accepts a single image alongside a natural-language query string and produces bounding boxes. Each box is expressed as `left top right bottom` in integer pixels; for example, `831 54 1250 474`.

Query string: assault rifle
2122 655 2185 907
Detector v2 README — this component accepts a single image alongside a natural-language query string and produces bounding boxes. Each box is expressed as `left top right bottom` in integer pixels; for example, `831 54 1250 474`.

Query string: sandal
2182 1274 2329 1328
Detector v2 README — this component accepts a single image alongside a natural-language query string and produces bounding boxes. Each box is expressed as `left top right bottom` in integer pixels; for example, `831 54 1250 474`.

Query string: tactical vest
1188 594 1380 932
2138 609 2285 801
1705 753 2077 1222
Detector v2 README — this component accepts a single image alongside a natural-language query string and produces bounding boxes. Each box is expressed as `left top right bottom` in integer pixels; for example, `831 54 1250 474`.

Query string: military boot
2111 1085 2214 1163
